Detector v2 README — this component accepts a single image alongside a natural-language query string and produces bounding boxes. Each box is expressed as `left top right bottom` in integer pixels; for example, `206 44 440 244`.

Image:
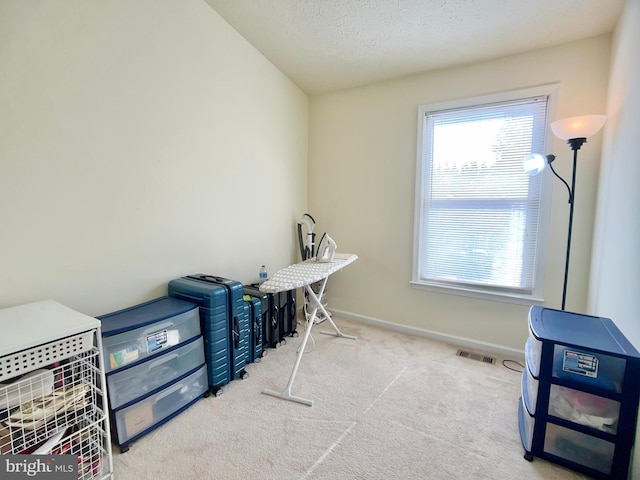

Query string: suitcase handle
233 317 240 349
254 318 261 346
188 274 232 285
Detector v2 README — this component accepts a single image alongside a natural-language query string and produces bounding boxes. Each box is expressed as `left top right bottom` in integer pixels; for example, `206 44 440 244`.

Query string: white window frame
411 85 557 305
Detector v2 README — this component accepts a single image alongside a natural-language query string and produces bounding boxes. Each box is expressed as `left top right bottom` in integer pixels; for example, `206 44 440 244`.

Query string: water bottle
259 265 268 284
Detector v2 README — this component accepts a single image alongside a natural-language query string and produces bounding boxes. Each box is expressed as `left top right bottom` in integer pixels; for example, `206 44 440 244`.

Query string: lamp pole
560 138 586 310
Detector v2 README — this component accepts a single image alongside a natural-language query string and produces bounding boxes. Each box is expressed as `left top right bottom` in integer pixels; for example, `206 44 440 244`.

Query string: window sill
410 280 545 306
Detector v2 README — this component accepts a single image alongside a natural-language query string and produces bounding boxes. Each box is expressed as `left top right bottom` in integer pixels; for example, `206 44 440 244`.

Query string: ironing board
259 253 358 406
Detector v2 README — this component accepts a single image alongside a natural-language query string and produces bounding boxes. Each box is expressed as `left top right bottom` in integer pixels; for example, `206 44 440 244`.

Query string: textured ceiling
203 0 625 95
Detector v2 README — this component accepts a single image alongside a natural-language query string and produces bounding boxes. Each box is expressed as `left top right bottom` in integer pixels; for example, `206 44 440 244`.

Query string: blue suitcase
168 277 233 395
244 283 282 349
186 274 250 381
243 295 264 363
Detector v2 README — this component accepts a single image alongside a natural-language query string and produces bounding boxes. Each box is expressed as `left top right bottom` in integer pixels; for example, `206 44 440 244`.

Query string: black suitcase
168 277 232 395
277 290 298 339
244 283 282 349
187 274 249 381
243 295 264 363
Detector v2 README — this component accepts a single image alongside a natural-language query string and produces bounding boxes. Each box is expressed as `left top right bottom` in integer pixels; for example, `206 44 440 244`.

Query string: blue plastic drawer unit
99 297 201 373
98 296 207 453
519 306 640 480
528 307 632 393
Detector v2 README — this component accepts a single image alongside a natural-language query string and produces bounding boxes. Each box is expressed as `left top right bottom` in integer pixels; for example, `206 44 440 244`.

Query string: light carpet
111 317 589 480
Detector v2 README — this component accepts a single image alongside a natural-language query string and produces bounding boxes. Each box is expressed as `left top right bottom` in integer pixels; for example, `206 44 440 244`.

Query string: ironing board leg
262 276 357 406
262 311 316 406
262 279 327 406
306 285 358 341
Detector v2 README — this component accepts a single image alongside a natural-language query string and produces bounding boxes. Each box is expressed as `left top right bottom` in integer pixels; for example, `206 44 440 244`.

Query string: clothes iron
316 233 337 262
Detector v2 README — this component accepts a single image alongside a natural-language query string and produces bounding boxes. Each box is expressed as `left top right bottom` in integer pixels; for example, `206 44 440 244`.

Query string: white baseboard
331 308 525 360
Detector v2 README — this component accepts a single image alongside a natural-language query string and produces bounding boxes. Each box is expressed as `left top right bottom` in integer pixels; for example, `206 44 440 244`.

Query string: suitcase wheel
240 371 249 380
120 445 130 454
291 331 299 338
211 387 223 397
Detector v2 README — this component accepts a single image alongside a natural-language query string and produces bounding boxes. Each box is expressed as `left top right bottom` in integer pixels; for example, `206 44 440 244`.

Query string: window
412 87 555 303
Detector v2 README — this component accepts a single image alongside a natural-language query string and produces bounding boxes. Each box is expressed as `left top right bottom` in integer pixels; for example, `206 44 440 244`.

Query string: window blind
419 96 548 293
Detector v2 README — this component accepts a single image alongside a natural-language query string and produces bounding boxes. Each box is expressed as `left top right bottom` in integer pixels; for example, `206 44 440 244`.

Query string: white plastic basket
0 331 94 383
1 348 102 455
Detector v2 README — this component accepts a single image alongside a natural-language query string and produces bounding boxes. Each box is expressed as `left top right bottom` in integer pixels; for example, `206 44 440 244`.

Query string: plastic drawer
521 367 538 415
103 308 200 373
113 364 207 444
548 384 620 434
106 336 205 409
544 423 614 474
552 344 626 394
525 335 542 378
518 397 534 452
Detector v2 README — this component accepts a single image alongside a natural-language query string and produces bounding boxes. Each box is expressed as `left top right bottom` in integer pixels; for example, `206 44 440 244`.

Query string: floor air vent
456 350 496 365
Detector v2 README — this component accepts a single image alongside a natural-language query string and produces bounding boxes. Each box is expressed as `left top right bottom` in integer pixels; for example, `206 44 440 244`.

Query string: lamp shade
550 114 607 140
523 153 547 175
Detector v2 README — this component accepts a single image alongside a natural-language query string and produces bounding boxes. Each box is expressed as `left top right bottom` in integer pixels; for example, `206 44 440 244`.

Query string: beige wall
309 35 611 353
0 0 308 316
590 0 640 347
589 1 640 477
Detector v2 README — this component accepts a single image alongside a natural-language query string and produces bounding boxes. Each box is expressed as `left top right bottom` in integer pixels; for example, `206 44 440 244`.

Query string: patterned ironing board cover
259 253 358 294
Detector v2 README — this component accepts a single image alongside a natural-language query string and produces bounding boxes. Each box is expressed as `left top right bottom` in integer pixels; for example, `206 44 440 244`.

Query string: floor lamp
524 114 607 310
